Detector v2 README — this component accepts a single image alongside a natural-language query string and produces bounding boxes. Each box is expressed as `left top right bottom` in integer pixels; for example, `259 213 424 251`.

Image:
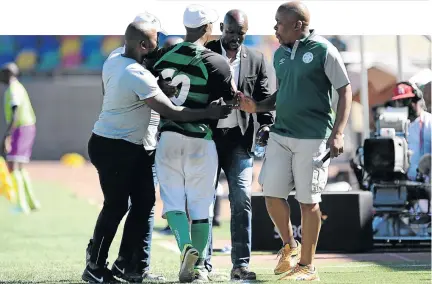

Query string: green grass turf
0 182 430 283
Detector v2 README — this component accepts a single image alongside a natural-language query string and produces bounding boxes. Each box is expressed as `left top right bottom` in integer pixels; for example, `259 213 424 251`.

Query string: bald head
278 1 310 26
163 36 184 49
125 22 157 47
224 9 248 26
123 22 159 62
220 9 249 52
274 1 311 46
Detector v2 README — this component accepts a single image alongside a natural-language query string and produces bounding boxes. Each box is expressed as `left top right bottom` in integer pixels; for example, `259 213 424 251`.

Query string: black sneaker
82 263 120 283
86 239 93 265
112 258 165 282
230 267 257 280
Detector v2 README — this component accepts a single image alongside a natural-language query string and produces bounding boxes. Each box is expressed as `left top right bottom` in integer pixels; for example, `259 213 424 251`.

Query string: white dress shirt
217 42 241 129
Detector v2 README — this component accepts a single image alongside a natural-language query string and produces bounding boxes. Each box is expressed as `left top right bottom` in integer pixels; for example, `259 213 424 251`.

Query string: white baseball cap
183 4 219 28
133 11 167 34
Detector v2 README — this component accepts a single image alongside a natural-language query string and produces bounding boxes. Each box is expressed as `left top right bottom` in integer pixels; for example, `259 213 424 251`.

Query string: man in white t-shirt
82 18 232 284
84 12 169 282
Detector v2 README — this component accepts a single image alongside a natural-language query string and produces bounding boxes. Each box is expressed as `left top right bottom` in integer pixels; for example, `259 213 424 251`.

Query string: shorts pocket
311 168 326 194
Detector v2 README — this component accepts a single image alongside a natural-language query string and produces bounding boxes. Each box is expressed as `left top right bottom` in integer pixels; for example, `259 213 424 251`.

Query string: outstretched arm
256 91 277 112
145 92 232 122
237 90 277 113
126 67 232 122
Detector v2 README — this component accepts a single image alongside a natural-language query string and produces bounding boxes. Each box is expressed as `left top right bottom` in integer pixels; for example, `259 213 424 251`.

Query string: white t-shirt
105 47 161 150
407 111 432 180
92 49 162 145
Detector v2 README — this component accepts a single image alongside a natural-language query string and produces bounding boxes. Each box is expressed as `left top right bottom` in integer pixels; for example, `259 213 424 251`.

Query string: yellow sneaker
279 264 320 281
274 241 301 275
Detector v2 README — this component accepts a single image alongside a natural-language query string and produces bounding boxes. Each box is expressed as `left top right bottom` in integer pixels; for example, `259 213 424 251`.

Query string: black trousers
88 133 156 267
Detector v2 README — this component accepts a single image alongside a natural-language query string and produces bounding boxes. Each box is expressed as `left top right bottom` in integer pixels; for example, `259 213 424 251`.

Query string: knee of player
299 202 320 213
264 196 286 208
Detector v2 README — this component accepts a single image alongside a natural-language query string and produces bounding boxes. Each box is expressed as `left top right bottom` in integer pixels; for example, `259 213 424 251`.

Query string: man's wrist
330 130 344 138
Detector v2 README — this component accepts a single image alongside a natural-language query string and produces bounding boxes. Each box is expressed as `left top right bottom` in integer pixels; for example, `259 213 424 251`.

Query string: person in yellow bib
0 62 40 214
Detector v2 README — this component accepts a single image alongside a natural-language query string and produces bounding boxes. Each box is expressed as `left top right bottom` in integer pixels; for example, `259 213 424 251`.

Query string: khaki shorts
258 132 330 204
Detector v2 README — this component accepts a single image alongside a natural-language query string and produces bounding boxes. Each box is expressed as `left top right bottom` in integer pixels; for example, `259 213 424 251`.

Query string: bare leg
299 203 321 265
265 196 297 248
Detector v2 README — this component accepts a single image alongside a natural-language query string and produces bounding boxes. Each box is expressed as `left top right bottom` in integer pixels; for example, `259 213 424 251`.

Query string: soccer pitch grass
0 182 430 283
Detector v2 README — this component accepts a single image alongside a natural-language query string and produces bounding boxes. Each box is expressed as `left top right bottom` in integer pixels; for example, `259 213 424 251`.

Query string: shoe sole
179 248 199 283
231 275 257 281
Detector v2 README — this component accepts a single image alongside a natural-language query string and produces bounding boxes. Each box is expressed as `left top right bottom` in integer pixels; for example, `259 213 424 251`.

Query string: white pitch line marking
156 240 180 255
386 253 415 262
212 263 431 271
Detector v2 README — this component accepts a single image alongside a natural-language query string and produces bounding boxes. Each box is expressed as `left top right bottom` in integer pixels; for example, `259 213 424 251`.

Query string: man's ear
295 20 302 30
204 24 212 33
140 40 147 51
220 22 224 32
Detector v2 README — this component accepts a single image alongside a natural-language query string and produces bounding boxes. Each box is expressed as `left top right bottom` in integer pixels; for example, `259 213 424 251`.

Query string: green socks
166 211 210 263
191 221 210 259
166 211 192 251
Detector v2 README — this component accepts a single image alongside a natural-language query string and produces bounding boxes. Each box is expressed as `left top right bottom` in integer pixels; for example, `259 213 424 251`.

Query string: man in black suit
204 9 274 280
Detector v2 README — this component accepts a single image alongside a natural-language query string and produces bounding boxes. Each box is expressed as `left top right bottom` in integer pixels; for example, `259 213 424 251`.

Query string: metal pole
396 35 403 81
359 36 370 140
429 37 432 70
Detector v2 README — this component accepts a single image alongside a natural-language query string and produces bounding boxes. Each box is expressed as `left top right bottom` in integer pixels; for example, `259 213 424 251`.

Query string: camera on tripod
350 102 431 243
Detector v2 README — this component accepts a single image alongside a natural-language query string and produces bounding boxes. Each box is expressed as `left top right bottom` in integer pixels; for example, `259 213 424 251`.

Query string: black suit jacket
205 39 275 151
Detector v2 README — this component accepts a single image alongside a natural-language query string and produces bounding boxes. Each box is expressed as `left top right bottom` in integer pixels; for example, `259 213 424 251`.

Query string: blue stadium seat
83 50 105 71
82 35 104 43
81 36 103 59
14 36 38 50
37 51 60 71
0 36 15 54
39 36 60 53
0 54 15 66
